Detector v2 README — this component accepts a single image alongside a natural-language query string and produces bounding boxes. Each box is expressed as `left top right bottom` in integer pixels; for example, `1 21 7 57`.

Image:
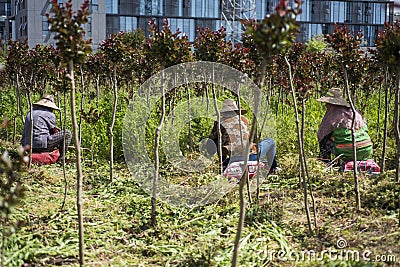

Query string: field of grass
1 89 399 266
2 152 399 266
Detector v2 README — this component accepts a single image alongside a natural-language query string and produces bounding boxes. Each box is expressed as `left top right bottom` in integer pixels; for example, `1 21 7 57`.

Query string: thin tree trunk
381 68 389 172
397 67 400 224
16 73 25 124
109 69 118 183
394 67 400 182
302 98 317 229
276 86 281 118
256 83 271 201
1 221 5 267
232 168 248 267
151 73 165 226
68 60 85 266
13 116 17 145
236 91 252 203
13 81 23 144
343 68 361 211
60 90 68 211
187 85 193 150
27 91 33 169
377 82 382 144
96 76 100 109
285 56 313 236
232 59 264 267
205 84 210 112
79 65 85 145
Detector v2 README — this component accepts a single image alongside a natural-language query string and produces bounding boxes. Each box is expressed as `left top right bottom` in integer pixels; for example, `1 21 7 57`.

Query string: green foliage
98 31 130 68
6 40 29 83
145 18 193 71
0 146 26 266
47 0 92 66
80 89 128 161
6 40 60 96
194 27 232 62
242 0 302 63
0 89 17 142
1 158 397 266
274 98 322 158
28 45 60 92
0 41 7 66
4 165 298 266
306 35 327 53
325 24 363 65
1 7 400 266
375 21 400 70
324 24 369 93
0 148 26 219
286 42 315 98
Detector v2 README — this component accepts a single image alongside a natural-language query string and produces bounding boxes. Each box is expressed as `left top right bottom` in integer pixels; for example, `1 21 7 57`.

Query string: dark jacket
21 107 56 149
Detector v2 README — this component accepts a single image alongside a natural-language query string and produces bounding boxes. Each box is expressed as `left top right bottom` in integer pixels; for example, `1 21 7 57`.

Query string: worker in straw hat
21 94 71 163
317 88 372 163
206 98 278 172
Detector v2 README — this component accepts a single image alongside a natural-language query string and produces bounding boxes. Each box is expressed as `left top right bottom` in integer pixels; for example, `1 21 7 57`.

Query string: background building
0 0 395 48
0 0 12 41
10 0 106 48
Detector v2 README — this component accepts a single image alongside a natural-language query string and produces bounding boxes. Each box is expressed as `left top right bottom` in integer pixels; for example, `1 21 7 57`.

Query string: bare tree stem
68 60 85 266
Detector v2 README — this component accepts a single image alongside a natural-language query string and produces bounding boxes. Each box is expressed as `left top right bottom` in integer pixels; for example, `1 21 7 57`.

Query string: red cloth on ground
31 149 60 165
343 159 380 175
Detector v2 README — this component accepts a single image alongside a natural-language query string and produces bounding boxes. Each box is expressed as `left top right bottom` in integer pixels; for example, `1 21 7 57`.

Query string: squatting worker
21 95 72 162
317 88 373 163
205 98 278 172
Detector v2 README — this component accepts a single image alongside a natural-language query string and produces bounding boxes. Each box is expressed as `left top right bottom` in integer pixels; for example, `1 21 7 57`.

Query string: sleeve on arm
46 113 57 130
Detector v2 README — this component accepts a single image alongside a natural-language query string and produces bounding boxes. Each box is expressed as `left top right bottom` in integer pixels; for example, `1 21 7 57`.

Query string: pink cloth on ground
343 159 380 174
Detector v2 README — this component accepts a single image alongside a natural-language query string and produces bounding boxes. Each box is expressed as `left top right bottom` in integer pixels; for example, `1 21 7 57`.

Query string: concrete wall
14 0 106 49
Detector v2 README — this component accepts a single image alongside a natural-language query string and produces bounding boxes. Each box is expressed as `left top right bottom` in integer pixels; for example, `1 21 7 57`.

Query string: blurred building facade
0 0 395 48
0 0 12 41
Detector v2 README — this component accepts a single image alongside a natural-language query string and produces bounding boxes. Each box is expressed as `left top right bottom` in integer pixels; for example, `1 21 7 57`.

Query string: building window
164 0 179 16
322 23 329 35
120 16 136 32
42 16 50 36
106 15 120 36
169 18 195 42
193 0 219 18
91 0 99 11
3 3 11 16
106 0 118 14
19 15 27 38
23 16 27 37
87 17 92 37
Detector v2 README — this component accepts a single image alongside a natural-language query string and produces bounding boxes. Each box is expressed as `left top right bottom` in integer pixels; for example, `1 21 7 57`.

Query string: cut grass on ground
2 156 400 266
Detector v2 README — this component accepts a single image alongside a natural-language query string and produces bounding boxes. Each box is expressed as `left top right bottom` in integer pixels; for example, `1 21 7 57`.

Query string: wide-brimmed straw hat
220 99 247 114
316 88 350 108
33 95 60 111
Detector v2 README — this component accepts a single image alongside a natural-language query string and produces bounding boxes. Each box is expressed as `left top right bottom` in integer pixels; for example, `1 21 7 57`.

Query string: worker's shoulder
33 108 55 119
